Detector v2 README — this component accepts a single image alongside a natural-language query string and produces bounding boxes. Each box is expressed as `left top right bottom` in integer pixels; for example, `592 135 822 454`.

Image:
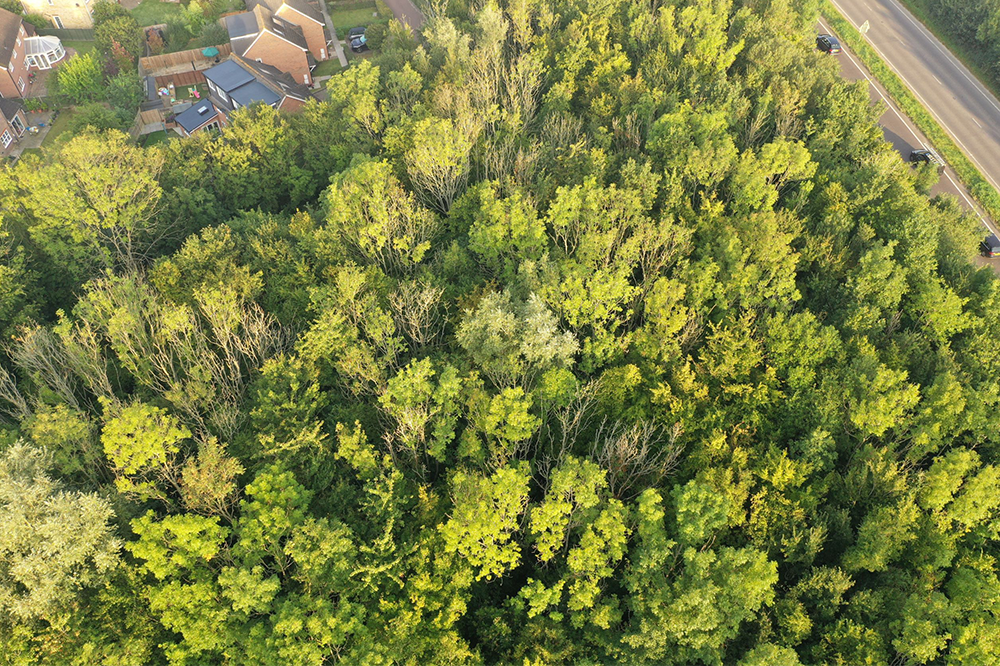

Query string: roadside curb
821 0 1000 231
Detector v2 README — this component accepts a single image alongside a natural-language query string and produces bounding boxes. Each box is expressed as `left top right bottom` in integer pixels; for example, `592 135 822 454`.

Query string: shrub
91 0 131 27
54 52 105 105
22 13 51 29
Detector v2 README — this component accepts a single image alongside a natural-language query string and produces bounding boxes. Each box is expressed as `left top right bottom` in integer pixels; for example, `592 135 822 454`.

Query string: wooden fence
128 110 144 140
139 109 166 125
139 44 232 75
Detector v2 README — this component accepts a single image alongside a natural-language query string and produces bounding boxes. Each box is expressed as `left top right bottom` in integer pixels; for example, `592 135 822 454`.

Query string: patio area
5 110 57 158
24 47 80 99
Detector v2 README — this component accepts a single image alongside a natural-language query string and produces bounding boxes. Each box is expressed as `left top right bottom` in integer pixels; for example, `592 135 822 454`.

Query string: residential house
0 9 32 98
18 0 95 29
203 54 312 119
0 97 27 151
246 0 329 63
224 5 313 86
174 98 225 137
0 9 65 99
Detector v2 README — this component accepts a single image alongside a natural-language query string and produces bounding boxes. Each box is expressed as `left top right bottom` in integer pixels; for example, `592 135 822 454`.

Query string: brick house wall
19 0 94 29
0 24 31 98
243 32 311 86
277 95 306 112
275 6 326 61
0 106 28 152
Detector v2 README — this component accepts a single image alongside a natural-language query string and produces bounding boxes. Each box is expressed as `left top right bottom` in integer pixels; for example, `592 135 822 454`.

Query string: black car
351 34 369 53
817 34 841 54
982 233 1000 257
346 26 366 41
909 148 944 170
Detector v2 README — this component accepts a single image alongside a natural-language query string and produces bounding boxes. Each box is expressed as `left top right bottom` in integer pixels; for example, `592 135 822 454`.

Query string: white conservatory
24 35 65 70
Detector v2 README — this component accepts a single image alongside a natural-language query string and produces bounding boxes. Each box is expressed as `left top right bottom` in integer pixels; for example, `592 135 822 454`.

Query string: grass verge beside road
821 1 1000 223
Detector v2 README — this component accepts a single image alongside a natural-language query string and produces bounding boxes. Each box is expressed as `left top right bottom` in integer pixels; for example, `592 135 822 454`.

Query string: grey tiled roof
175 99 219 133
248 0 324 25
0 9 22 67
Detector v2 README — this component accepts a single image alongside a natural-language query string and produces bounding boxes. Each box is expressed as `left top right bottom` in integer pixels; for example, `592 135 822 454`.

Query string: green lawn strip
822 1 1000 223
61 40 95 57
895 0 1000 104
330 6 379 35
141 130 173 146
38 107 79 151
176 84 208 99
312 58 344 77
130 0 185 27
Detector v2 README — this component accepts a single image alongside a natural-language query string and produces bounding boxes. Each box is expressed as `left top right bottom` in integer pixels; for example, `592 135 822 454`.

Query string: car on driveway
346 26 365 41
817 34 841 54
909 148 944 171
981 233 1000 257
351 34 369 52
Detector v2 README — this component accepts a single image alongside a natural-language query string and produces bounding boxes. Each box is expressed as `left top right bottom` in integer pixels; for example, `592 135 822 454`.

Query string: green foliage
102 401 191 501
105 71 144 117
0 443 121 622
54 53 105 105
91 0 130 26
94 15 144 69
3 0 1000 662
441 464 530 580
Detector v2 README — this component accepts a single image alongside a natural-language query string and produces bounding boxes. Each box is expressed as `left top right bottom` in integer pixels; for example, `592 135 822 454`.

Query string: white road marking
932 74 942 85
819 18 924 147
819 15 996 234
832 0 1000 194
943 170 995 233
973 117 983 128
830 0 1000 194
882 0 1000 120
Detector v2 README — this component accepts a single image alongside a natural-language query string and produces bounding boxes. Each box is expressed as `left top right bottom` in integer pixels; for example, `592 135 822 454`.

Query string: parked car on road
817 34 841 54
981 233 1000 257
909 148 944 171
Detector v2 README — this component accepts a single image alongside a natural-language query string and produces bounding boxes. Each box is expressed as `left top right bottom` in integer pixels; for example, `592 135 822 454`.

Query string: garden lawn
61 41 95 57
141 131 173 147
330 5 379 34
130 0 185 27
39 107 79 151
176 84 208 99
312 59 343 77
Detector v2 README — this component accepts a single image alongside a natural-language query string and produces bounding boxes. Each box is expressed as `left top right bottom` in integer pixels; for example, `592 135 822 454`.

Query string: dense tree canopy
1 0 999 663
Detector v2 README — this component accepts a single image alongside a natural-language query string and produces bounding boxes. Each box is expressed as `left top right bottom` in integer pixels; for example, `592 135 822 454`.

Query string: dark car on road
909 148 944 171
350 34 369 52
817 34 841 54
346 26 365 41
982 233 1000 257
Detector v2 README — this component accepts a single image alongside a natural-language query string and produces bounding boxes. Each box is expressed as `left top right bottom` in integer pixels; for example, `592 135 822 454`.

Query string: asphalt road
817 19 984 214
383 0 425 32
827 0 1000 229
